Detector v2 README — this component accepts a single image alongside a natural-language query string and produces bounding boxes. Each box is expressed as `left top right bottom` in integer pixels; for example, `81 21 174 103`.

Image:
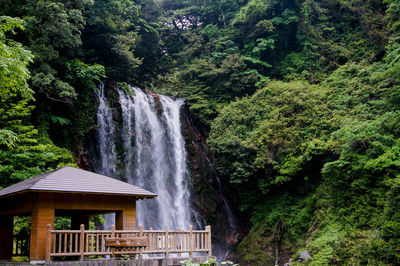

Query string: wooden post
139 225 143 260
30 193 54 261
79 224 85 260
206 225 212 256
110 224 115 260
164 225 169 259
116 208 136 230
45 224 51 262
189 225 193 258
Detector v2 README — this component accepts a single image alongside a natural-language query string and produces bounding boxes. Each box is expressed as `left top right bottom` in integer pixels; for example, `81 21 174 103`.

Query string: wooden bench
105 237 147 258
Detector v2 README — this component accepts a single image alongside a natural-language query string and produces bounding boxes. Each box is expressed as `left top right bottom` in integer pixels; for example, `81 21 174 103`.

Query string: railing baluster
148 229 152 253
68 233 72 253
171 232 174 251
110 224 115 259
177 232 179 251
63 232 67 253
175 232 178 251
75 232 78 253
185 231 188 251
204 233 208 249
155 233 158 251
193 232 196 251
157 233 160 251
52 233 56 255
165 226 169 258
189 226 193 257
45 226 211 259
176 232 178 252
86 232 89 253
96 233 99 253
198 232 201 249
203 231 205 249
202 231 204 249
139 225 143 259
187 231 190 252
177 232 181 255
58 233 61 253
195 233 198 250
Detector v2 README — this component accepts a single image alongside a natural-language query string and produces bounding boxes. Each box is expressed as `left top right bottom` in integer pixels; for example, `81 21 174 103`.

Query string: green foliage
238 191 317 263
305 223 340 265
83 0 142 81
54 217 71 230
209 81 329 188
65 59 106 92
160 51 264 126
0 15 75 188
210 31 400 263
24 0 86 103
13 216 31 237
0 16 33 101
220 261 237 265
2 1 400 265
179 257 218 266
0 0 167 146
232 0 278 26
120 254 130 261
0 129 18 149
155 0 384 128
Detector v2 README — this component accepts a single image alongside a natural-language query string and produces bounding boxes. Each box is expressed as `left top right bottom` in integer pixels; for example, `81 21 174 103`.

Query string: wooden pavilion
0 166 156 262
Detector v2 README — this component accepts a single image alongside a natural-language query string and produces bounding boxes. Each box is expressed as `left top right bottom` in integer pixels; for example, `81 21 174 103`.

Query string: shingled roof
0 166 157 198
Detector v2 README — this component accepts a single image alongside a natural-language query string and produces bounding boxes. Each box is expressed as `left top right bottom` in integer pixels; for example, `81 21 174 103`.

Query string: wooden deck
0 256 212 266
45 225 212 263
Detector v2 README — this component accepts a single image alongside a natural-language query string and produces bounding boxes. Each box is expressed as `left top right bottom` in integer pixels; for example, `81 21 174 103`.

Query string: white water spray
95 83 117 227
96 83 117 178
97 85 192 230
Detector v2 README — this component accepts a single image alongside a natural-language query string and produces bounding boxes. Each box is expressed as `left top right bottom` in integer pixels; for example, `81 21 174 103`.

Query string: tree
0 16 75 188
0 16 33 147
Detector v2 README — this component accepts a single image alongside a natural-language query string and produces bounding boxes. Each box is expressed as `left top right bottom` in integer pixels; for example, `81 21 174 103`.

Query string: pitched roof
0 166 157 198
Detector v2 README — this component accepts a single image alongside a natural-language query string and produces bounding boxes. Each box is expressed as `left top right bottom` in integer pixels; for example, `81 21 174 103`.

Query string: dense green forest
1 0 400 264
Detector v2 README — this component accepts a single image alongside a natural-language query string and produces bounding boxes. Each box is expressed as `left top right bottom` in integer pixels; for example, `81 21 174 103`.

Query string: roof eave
0 189 157 199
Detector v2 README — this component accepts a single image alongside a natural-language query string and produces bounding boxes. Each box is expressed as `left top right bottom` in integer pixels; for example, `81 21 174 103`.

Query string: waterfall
96 85 192 230
159 95 191 229
96 83 117 178
95 83 117 228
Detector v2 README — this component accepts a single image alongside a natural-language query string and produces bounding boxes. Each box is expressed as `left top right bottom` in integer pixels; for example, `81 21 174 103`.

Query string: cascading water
207 157 238 234
96 83 117 178
96 85 192 230
159 95 191 229
95 83 117 227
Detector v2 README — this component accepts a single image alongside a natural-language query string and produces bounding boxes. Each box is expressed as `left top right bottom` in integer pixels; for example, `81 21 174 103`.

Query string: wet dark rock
181 108 243 259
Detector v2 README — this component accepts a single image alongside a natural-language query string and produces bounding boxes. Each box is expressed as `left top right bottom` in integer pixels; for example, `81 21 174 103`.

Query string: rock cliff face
180 108 244 258
81 83 243 258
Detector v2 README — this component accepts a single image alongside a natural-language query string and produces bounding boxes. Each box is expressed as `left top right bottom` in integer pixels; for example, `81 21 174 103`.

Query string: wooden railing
45 224 212 261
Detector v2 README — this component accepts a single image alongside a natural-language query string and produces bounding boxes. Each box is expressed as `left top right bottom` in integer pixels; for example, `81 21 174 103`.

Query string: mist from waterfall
96 85 192 230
